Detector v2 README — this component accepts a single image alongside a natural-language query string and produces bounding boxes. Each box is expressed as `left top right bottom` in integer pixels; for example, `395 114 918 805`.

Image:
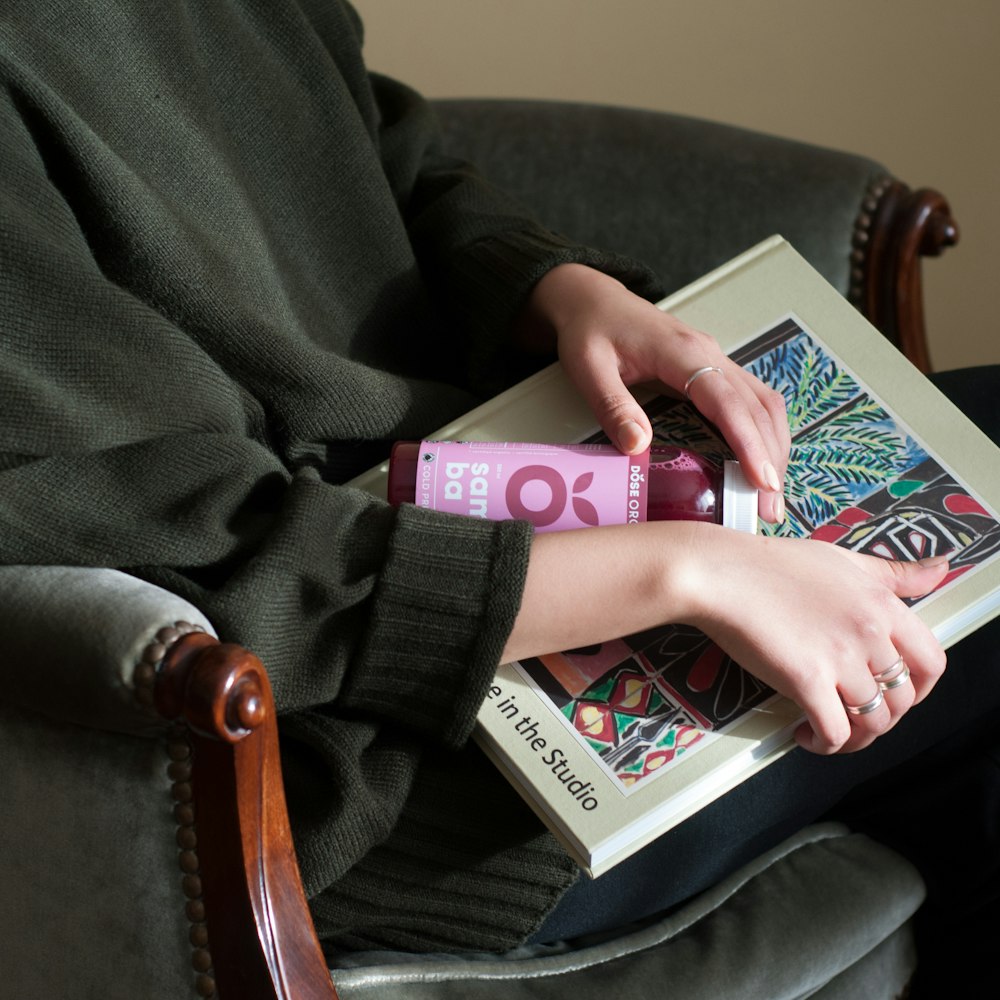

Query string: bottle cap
387 441 419 505
722 461 758 534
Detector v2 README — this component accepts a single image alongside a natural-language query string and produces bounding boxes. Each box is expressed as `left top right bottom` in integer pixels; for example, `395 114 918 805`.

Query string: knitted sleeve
1 3 609 948
368 71 667 392
0 83 529 751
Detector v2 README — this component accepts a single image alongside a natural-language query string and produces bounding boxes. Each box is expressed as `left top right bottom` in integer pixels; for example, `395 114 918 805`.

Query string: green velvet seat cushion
331 822 925 1000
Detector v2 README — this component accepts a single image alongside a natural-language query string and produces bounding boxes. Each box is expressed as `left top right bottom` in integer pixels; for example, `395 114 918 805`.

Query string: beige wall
354 0 999 370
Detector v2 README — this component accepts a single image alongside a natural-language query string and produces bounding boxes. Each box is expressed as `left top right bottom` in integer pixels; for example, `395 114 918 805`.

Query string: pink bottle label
416 441 650 533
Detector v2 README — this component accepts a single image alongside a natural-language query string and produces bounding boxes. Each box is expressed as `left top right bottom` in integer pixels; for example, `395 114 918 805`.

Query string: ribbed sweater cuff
447 227 666 384
343 504 533 748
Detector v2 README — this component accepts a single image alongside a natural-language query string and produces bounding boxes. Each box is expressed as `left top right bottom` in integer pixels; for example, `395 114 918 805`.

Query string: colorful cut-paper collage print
518 316 1000 792
660 317 1000 574
518 623 774 791
807 460 1000 594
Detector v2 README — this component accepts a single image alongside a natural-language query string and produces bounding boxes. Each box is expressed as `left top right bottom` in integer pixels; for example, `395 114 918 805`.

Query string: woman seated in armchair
0 2 996 995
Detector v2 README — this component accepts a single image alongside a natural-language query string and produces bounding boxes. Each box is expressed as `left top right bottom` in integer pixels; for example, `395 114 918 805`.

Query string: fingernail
762 461 781 493
617 420 646 453
773 493 785 524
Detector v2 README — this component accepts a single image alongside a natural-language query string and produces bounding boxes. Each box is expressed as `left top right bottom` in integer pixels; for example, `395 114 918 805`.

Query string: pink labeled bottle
387 441 757 534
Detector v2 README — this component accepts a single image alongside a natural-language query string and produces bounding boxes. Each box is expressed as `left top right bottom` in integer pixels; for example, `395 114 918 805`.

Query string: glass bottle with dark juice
388 441 757 534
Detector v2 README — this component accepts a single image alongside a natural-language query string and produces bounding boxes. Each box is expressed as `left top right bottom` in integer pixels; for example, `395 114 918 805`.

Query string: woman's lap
532 365 1000 944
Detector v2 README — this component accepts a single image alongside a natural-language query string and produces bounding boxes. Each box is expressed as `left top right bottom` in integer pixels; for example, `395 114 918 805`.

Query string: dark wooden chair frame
849 181 958 373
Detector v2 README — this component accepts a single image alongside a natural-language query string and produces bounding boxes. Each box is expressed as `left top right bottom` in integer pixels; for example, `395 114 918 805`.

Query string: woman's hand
520 263 790 522
676 529 950 754
506 520 949 757
511 264 947 753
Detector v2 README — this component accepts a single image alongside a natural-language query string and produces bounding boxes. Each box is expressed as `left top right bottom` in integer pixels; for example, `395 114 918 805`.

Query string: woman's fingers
793 678 857 754
792 649 895 755
837 550 950 700
684 360 790 521
562 330 790 523
558 337 654 455
796 557 947 753
536 270 791 522
871 652 917 726
644 321 789 522
683 530 951 757
888 607 948 705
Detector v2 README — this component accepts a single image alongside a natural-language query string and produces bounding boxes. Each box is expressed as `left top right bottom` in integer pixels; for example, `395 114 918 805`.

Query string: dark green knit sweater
0 0 662 951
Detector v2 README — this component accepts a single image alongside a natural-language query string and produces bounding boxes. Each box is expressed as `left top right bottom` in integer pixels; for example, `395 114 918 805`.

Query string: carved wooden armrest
851 180 959 373
155 632 339 1000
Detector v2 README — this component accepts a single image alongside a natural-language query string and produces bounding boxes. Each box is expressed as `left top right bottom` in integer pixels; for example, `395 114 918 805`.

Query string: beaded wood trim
133 622 218 999
848 174 893 309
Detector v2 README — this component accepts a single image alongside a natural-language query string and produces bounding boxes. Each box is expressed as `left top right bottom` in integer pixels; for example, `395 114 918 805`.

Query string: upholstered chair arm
0 564 337 1000
0 565 214 735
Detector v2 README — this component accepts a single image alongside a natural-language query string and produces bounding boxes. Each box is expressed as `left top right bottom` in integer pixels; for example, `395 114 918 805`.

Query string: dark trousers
532 367 1000 992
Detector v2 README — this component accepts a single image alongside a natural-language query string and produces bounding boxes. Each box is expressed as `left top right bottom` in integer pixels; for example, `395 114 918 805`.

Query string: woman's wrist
512 263 618 353
501 518 712 664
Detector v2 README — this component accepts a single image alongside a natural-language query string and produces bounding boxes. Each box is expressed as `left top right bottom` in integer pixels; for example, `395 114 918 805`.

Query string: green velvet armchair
0 100 957 1000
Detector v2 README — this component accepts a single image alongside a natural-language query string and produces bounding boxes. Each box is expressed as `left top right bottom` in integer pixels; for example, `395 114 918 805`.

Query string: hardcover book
352 237 1000 876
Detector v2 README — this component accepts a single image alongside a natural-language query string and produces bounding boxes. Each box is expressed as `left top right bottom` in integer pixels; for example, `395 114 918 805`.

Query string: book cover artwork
513 315 1000 796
